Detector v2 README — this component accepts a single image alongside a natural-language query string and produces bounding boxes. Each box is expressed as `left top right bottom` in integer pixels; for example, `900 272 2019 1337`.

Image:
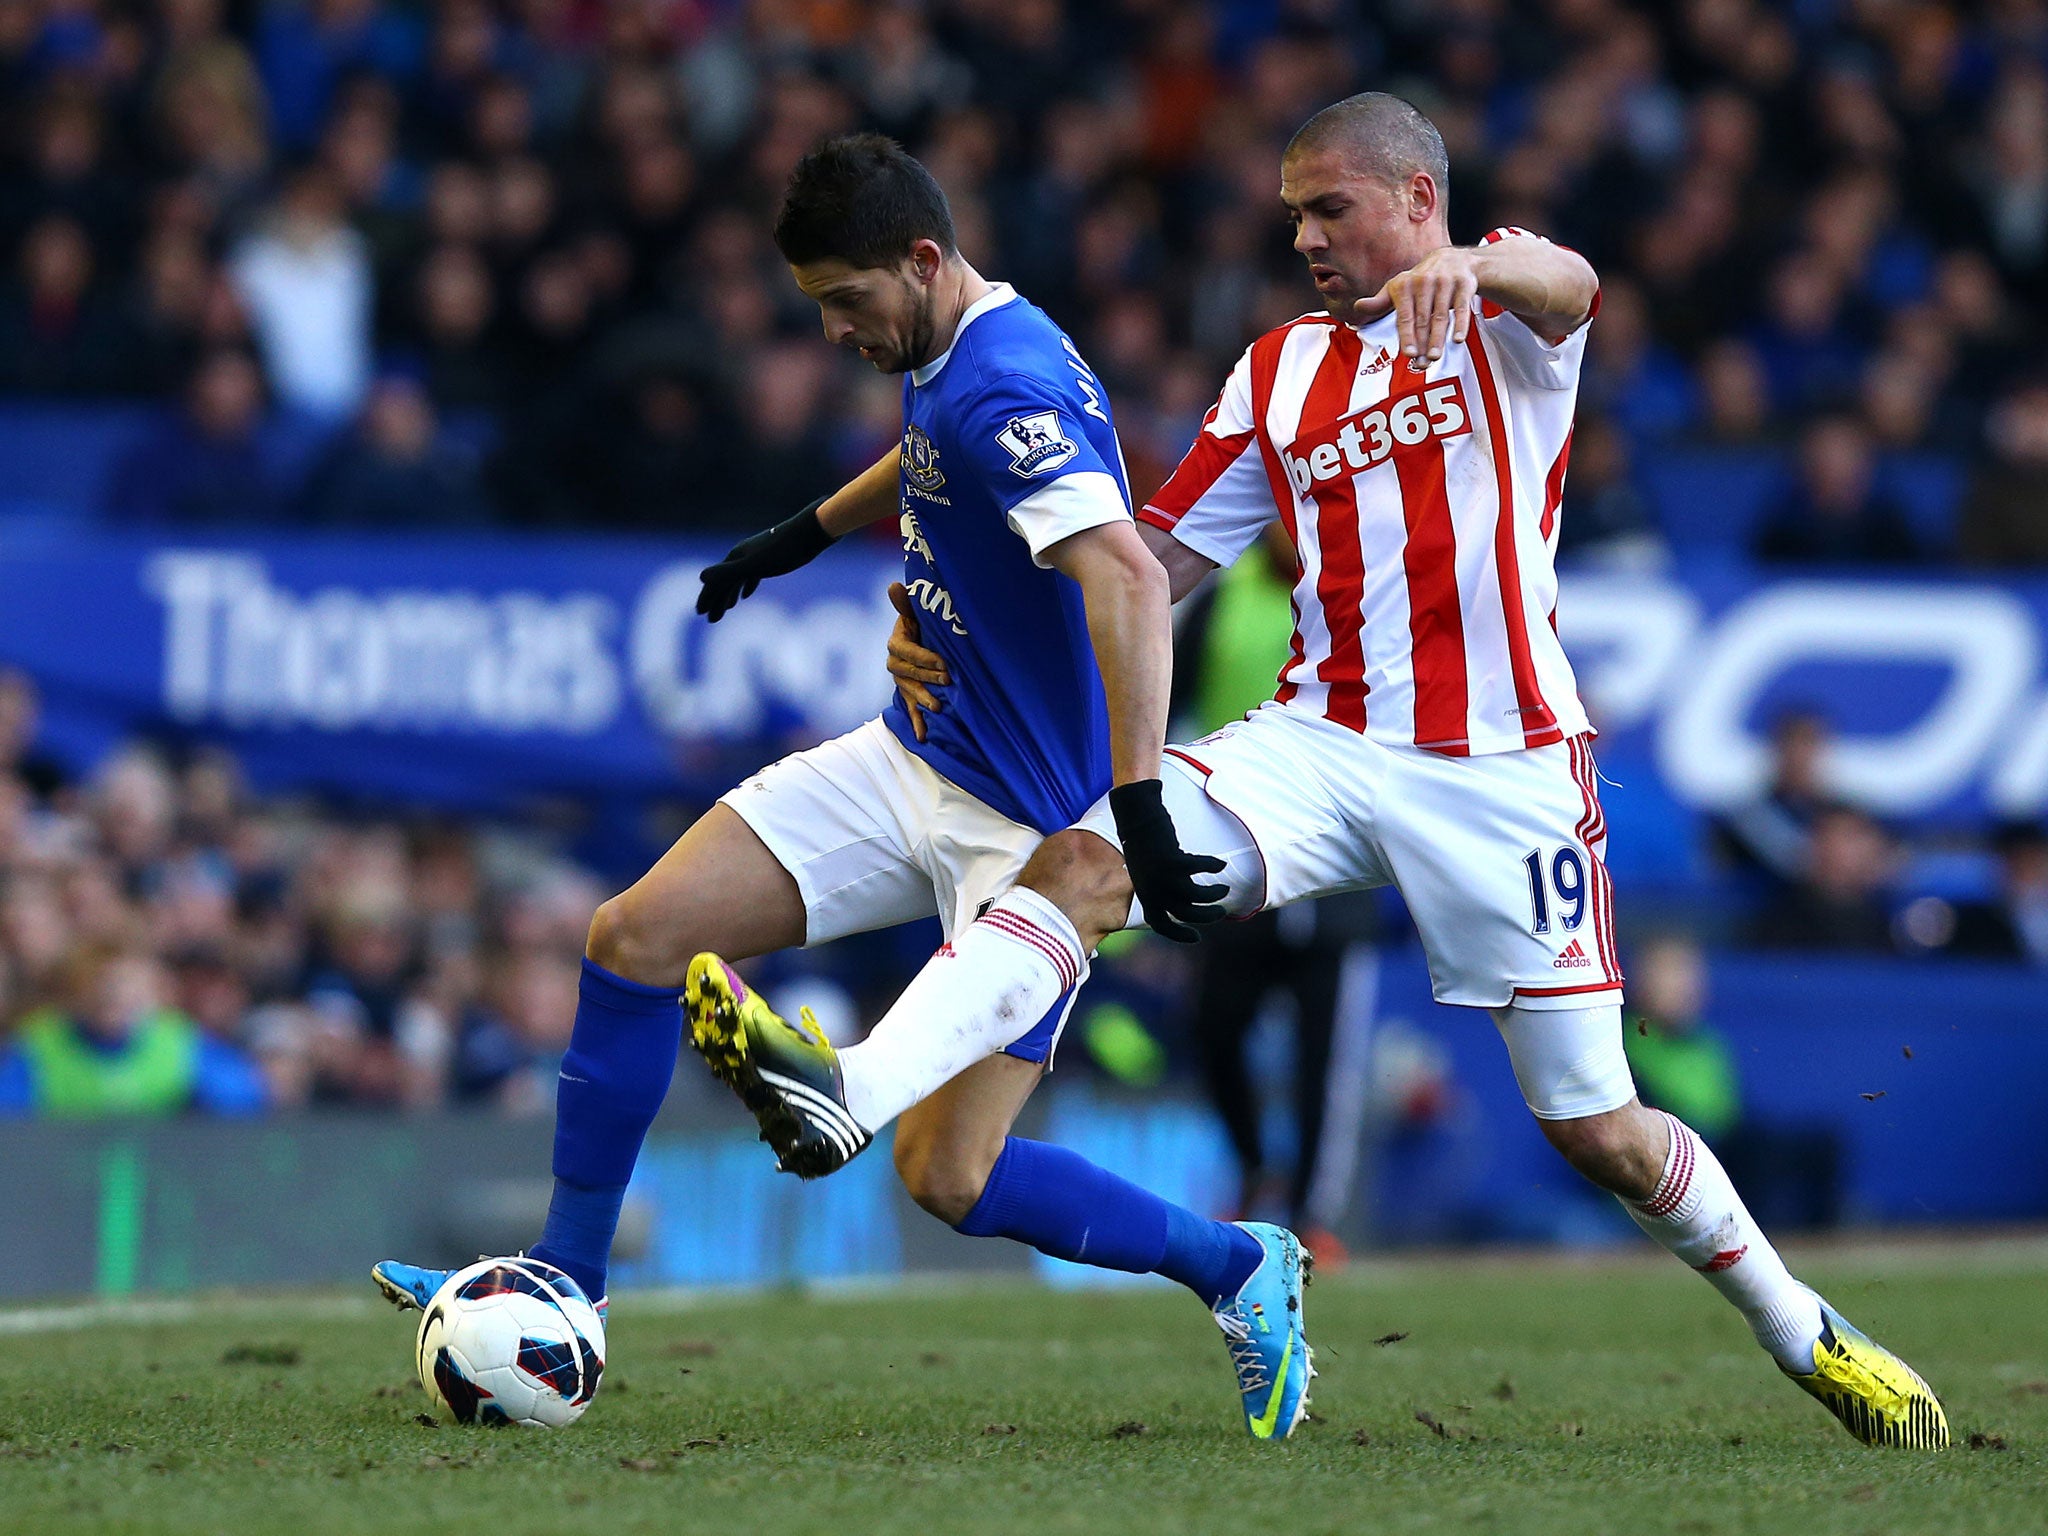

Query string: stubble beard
901 283 939 374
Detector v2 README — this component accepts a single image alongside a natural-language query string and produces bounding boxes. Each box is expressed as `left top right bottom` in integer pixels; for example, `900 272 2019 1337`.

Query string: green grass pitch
3 1247 2044 1536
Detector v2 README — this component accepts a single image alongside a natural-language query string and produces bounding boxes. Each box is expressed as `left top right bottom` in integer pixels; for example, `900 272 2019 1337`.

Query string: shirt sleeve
1474 226 1598 393
192 1037 271 1117
1138 345 1278 569
958 372 1132 568
0 1048 31 1115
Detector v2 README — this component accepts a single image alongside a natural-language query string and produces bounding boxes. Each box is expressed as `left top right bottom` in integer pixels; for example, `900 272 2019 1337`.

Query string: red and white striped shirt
1143 228 1593 757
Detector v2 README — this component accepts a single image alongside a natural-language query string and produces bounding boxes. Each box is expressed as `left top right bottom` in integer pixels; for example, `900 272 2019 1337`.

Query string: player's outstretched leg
1505 1002 1948 1449
1608 1104 1947 1448
372 808 805 1316
896 1057 1314 1439
948 1140 1313 1439
688 883 1094 1173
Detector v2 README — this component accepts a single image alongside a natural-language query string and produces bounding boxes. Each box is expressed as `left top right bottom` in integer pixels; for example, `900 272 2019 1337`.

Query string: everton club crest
903 423 946 494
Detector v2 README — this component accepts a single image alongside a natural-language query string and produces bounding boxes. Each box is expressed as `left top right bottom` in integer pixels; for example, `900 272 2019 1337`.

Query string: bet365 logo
1282 379 1471 494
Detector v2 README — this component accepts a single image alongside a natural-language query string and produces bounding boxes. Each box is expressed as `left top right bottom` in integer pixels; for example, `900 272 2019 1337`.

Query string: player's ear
908 238 946 285
1408 170 1440 226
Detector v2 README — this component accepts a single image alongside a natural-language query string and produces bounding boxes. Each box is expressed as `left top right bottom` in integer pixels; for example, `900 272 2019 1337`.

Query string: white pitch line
0 1292 377 1337
5 1234 2045 1335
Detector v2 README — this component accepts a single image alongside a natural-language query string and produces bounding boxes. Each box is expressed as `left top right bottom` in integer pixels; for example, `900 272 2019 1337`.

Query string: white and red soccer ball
414 1257 606 1427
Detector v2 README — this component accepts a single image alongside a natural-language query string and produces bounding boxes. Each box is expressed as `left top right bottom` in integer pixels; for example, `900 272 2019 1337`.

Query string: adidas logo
1362 345 1393 375
1552 939 1593 970
1693 1244 1749 1273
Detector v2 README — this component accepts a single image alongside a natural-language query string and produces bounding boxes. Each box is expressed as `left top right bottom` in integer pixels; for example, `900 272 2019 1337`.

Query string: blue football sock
955 1137 1265 1307
531 1181 628 1303
527 958 682 1301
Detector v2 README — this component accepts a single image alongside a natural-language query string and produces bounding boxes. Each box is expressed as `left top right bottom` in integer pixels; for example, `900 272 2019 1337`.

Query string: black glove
1111 779 1227 944
697 496 838 622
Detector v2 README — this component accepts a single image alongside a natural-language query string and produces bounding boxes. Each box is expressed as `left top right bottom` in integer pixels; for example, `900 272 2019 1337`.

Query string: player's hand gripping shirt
886 283 1133 832
1142 229 1594 757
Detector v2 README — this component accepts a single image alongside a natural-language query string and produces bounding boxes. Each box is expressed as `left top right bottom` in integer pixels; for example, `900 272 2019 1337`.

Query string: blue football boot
371 1258 453 1313
372 1257 609 1319
1213 1222 1315 1440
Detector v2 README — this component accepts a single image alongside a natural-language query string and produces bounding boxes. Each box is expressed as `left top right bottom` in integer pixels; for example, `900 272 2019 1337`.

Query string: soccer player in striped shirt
721 95 1948 1451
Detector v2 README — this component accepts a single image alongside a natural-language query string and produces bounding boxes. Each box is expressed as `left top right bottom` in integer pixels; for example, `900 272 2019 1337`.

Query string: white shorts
719 717 1074 1064
1076 703 1627 1014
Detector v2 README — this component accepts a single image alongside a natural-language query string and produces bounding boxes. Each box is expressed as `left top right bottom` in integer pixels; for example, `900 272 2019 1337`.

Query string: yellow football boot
684 953 871 1178
1783 1301 1950 1450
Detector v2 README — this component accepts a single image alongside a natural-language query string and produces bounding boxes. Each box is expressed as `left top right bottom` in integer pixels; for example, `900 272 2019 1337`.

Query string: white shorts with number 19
1073 701 1635 1117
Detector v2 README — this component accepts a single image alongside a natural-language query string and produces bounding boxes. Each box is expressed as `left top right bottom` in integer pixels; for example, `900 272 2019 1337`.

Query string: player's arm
884 523 1213 732
1039 519 1173 791
697 447 901 622
1357 236 1598 364
1140 521 1219 603
1040 519 1225 942
817 446 905 536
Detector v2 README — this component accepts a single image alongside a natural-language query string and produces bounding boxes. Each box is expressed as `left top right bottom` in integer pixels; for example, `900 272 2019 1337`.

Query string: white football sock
1624 1108 1824 1373
837 886 1085 1131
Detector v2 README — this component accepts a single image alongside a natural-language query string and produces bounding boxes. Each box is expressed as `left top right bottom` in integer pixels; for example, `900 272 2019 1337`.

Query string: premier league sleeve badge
997 410 1079 477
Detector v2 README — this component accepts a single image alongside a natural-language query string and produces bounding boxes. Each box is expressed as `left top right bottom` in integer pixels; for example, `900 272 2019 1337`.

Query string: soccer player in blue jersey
372 135 1314 1440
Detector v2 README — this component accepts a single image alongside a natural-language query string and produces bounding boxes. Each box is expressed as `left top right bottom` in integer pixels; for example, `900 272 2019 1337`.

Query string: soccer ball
414 1257 606 1427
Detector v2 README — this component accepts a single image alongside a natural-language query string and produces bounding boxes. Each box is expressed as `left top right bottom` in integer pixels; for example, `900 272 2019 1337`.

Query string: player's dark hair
1287 92 1451 212
773 133 957 270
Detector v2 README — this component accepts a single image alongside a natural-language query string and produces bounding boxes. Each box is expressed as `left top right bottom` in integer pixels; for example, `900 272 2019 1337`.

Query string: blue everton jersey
885 283 1132 834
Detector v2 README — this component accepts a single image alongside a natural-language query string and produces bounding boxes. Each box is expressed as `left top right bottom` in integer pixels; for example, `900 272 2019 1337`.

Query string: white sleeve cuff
1006 471 1132 567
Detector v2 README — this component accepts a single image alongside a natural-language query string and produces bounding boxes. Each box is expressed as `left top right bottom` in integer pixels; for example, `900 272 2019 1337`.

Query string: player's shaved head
1280 93 1454 317
1286 92 1449 210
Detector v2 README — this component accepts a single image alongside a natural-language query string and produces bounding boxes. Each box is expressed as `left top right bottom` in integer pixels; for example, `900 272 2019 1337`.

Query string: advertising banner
3 532 2046 823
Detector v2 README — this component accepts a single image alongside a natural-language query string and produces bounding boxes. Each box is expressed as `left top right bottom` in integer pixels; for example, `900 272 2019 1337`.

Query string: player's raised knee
1539 1102 1663 1198
893 1121 1001 1225
1019 828 1131 946
584 890 681 989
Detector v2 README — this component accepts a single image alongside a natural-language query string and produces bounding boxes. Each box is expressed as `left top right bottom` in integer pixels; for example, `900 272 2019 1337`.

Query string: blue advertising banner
2 531 2047 825
0 532 901 806
1561 556 2048 824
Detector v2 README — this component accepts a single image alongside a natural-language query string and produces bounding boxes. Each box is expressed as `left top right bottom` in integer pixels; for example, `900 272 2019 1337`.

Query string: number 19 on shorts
1524 846 1588 935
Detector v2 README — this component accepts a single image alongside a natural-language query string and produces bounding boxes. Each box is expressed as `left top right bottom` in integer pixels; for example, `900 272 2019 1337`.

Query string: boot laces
1215 1309 1271 1394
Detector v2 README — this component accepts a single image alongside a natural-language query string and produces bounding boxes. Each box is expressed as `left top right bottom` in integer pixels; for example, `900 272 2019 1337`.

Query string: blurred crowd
1 664 2042 1126
0 0 2040 554
0 668 608 1117
1713 706 2048 962
4 0 2048 1127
